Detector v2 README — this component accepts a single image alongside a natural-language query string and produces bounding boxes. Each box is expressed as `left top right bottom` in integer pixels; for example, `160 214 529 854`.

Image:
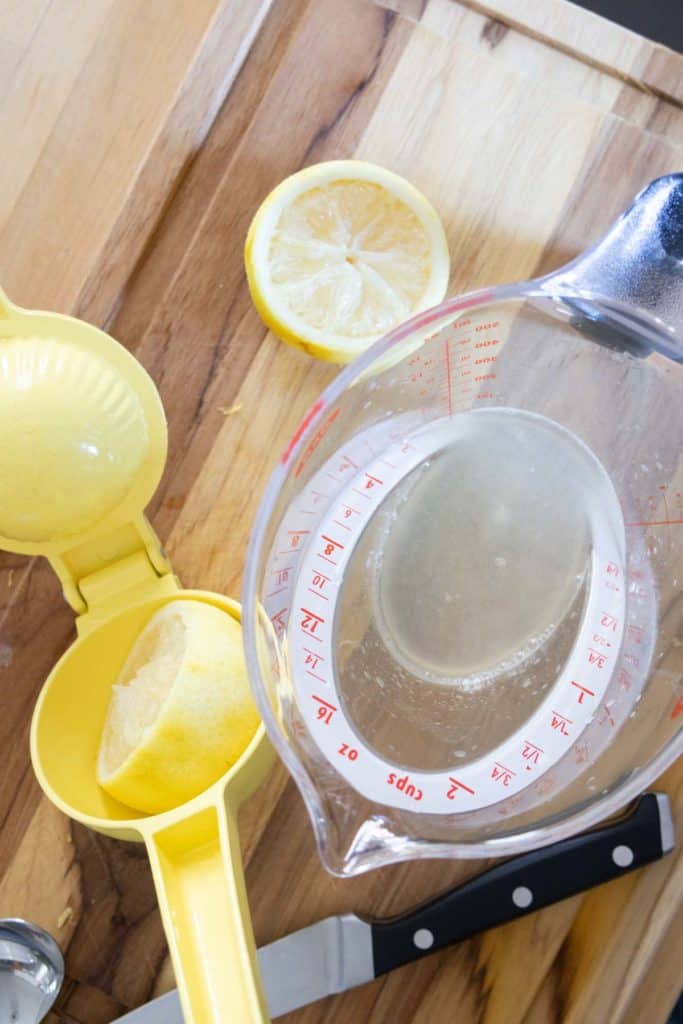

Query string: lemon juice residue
334 409 619 770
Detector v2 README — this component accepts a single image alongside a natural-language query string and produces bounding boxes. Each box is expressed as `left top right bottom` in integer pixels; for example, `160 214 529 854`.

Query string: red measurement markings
475 320 500 331
340 504 360 520
292 716 307 739
309 569 331 601
338 453 358 472
444 337 453 417
474 338 501 349
600 611 618 632
283 398 324 465
587 647 609 668
266 586 288 599
300 607 324 641
447 777 475 800
272 608 288 636
627 624 644 645
271 564 293 579
333 517 352 532
474 355 497 365
574 741 589 765
319 534 344 565
550 711 572 737
659 484 675 542
338 743 359 761
571 680 595 704
624 652 640 669
535 775 556 798
294 406 342 479
671 695 683 720
312 695 336 723
592 633 613 649
351 486 372 501
521 740 544 770
491 762 516 786
618 669 632 691
605 562 620 576
364 472 383 490
304 647 324 670
626 518 683 526
288 529 310 549
599 705 615 729
387 772 423 801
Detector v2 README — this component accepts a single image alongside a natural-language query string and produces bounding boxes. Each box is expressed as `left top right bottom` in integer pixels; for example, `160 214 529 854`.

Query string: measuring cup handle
145 796 269 1024
541 173 683 360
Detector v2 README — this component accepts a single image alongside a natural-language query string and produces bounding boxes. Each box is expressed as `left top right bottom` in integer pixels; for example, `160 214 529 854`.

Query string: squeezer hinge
49 515 180 634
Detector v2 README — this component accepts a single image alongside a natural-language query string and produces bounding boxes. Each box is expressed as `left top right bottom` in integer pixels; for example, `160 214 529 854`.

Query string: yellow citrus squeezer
0 287 272 1024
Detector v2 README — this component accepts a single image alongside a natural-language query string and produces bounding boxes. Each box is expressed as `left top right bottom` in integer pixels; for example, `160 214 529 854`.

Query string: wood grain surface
1 1 682 1021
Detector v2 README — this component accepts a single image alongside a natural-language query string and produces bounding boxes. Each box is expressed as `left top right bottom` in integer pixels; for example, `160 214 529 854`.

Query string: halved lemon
245 161 450 363
97 600 259 814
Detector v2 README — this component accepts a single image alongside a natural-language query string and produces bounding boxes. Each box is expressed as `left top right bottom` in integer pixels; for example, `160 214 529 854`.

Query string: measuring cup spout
540 173 683 361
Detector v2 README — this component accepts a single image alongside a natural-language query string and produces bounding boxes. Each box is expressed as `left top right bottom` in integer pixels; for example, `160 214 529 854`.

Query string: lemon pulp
97 600 259 814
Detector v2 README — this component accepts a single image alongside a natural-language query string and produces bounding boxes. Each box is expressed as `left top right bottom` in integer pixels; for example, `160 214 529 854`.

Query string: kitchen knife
113 792 673 1022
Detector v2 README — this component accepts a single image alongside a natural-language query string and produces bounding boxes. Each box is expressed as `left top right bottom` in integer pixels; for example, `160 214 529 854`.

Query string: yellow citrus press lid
0 287 172 619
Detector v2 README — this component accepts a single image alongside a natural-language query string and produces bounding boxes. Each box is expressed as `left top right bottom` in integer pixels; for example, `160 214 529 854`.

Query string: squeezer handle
145 796 269 1024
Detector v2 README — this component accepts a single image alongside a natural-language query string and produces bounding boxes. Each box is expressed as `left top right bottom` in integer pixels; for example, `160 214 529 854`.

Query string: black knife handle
371 793 673 977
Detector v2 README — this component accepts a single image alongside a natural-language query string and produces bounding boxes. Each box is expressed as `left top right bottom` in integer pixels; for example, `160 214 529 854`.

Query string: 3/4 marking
491 762 516 786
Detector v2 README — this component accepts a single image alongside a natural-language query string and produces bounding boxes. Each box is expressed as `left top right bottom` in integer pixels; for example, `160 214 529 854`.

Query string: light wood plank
0 0 273 324
460 0 683 103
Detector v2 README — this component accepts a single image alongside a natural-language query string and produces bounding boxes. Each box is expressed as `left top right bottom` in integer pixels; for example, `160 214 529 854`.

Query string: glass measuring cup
243 173 683 876
0 290 272 1024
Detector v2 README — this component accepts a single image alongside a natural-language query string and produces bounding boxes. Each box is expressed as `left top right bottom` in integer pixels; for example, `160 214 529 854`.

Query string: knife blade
113 792 673 1022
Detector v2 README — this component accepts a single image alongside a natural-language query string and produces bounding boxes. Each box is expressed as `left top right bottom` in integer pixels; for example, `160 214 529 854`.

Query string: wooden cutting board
1 1 682 1021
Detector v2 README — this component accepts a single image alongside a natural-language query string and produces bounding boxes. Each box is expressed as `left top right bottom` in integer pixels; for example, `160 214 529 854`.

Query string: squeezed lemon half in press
97 600 259 814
